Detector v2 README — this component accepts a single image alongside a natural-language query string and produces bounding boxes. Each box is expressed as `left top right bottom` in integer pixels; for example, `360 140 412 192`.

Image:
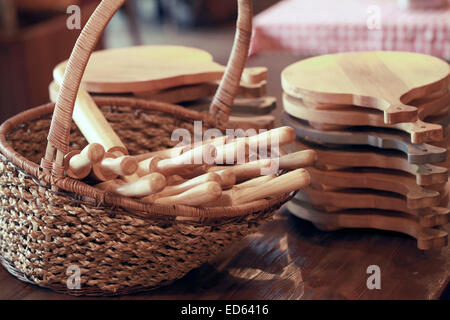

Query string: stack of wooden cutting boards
49 46 276 130
281 51 450 250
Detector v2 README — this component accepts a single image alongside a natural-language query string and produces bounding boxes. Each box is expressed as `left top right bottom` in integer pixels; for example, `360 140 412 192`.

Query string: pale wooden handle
236 174 276 188
233 168 311 205
136 156 161 177
101 155 137 176
132 145 191 162
95 179 124 192
214 170 237 188
142 172 221 202
52 75 128 155
155 144 216 174
247 126 296 147
65 143 105 178
211 149 316 181
215 138 248 164
153 182 222 206
278 150 317 170
115 173 166 197
166 175 185 186
95 173 167 197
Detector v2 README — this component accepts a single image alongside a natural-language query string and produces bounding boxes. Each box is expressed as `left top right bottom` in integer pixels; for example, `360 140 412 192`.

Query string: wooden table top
1 51 448 300
1 208 448 300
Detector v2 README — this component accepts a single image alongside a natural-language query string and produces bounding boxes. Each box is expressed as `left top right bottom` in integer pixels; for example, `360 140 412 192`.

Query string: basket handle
43 0 253 179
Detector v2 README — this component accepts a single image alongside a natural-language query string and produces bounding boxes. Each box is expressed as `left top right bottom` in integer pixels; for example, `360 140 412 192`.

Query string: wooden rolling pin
247 126 296 148
205 168 311 207
53 68 140 182
141 172 221 202
136 156 160 177
139 144 216 176
64 143 105 179
210 149 317 181
152 182 223 206
132 144 192 163
133 127 295 166
91 152 138 181
214 138 248 165
95 173 166 197
235 174 276 188
166 175 185 185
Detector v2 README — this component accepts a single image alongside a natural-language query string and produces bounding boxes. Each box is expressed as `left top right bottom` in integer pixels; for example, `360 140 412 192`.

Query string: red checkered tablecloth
250 0 450 60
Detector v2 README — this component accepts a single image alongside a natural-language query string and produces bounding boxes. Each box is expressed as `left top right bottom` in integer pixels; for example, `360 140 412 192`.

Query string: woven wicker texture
0 101 287 295
0 0 293 296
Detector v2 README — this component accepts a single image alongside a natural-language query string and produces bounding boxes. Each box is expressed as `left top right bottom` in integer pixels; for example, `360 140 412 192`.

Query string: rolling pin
133 127 295 167
64 143 105 179
151 144 217 175
132 136 229 164
91 152 138 181
246 126 296 148
166 175 186 185
151 182 223 206
210 149 317 181
175 165 210 179
132 144 192 163
177 166 236 188
235 174 276 188
95 172 166 197
204 168 311 207
214 138 248 165
53 67 140 182
141 172 221 202
136 156 161 177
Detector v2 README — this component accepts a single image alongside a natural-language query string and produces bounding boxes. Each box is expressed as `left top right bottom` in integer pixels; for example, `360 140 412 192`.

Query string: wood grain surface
282 112 447 164
2 46 449 300
307 167 444 209
296 186 446 212
288 199 448 250
281 51 450 124
55 46 267 94
296 139 448 186
0 208 448 300
283 92 449 144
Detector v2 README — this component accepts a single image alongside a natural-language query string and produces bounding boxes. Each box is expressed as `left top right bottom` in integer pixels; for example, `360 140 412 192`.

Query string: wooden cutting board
184 96 276 114
301 84 449 110
295 187 449 229
297 185 445 212
287 199 448 250
54 46 267 94
283 92 449 143
308 167 443 209
296 139 448 186
133 79 267 103
282 112 447 164
281 51 450 124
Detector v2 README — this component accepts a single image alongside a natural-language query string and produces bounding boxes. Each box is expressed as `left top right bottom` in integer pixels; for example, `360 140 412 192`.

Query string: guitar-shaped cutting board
295 187 449 228
297 186 445 212
307 167 443 209
283 92 450 144
55 45 268 94
287 199 448 250
282 112 447 164
296 139 448 186
281 51 450 124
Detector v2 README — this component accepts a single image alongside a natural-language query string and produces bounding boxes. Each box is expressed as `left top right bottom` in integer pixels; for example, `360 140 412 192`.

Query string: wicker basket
0 0 292 296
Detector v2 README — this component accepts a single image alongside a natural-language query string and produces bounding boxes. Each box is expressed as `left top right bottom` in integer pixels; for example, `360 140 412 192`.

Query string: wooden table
1 208 448 300
0 48 448 300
